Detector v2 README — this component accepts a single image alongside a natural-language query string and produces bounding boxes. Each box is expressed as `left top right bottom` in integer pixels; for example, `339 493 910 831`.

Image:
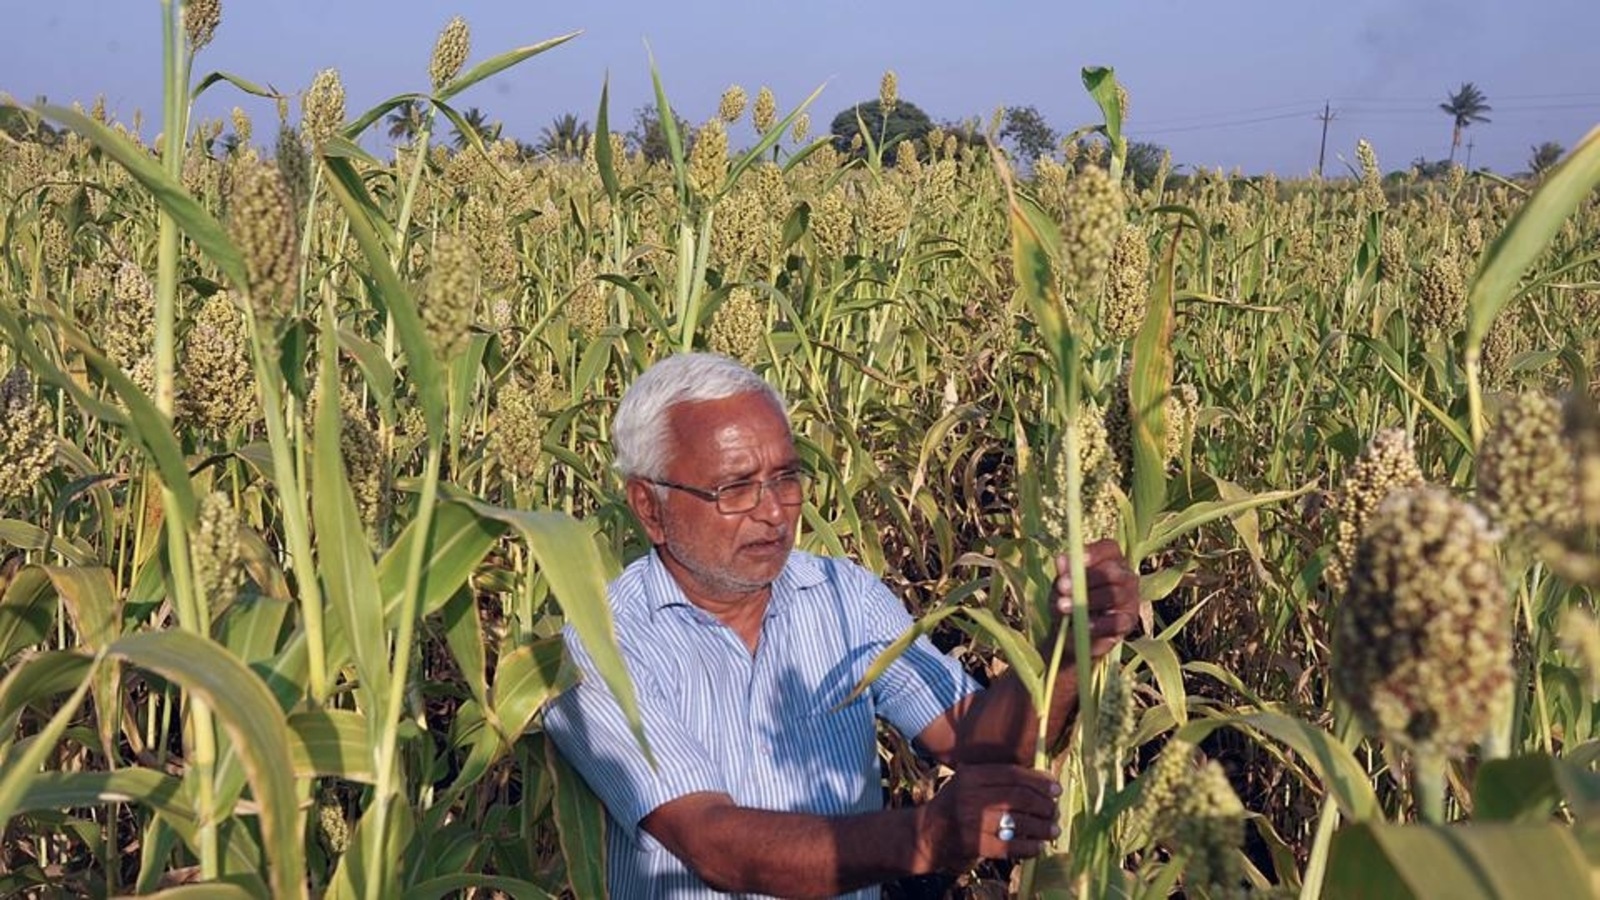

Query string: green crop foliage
0 10 1596 898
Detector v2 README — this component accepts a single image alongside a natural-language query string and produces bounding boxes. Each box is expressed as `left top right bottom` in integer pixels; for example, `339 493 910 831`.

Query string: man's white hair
611 353 787 480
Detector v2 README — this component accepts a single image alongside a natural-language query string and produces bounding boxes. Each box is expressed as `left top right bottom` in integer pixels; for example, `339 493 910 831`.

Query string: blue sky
5 1 1598 177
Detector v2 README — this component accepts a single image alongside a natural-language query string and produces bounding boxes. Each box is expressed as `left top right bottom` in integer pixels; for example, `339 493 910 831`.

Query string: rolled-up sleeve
541 625 728 834
842 565 982 742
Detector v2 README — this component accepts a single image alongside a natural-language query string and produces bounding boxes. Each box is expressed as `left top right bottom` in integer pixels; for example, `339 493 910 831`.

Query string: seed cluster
709 286 766 363
1125 741 1246 898
429 16 470 91
1101 226 1149 340
564 258 608 340
1334 486 1510 759
1476 393 1578 541
1056 165 1126 300
1094 663 1139 771
717 86 747 124
1042 404 1123 545
753 86 777 134
421 233 479 363
0 368 55 507
1355 139 1387 215
191 491 242 608
1330 428 1425 593
808 189 853 258
184 0 221 52
179 292 257 435
301 69 346 149
1415 254 1466 337
1103 365 1198 482
489 375 549 483
226 159 300 327
687 119 728 197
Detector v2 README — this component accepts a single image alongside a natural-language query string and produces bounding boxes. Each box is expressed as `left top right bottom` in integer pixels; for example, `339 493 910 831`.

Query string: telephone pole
1316 101 1335 177
1465 139 1475 170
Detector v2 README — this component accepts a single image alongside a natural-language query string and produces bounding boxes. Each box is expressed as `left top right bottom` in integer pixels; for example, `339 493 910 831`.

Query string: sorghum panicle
893 140 921 181
301 68 346 149
489 375 549 483
1330 428 1425 593
184 0 221 52
790 112 810 144
421 233 479 363
1124 741 1247 895
709 286 766 364
565 258 608 340
1378 227 1406 283
0 367 56 507
753 86 777 134
1416 255 1466 337
273 124 310 209
1356 138 1387 215
878 71 898 116
180 292 257 435
1102 226 1149 340
429 16 470 92
1560 607 1600 694
687 118 729 197
1173 762 1248 896
1041 405 1123 545
226 158 300 327
1477 393 1578 540
104 259 159 395
711 187 779 274
1103 366 1199 486
809 189 853 258
191 491 241 608
230 106 252 147
1094 664 1139 770
717 85 748 124
1124 740 1191 845
863 184 910 247
1058 164 1126 299
314 386 390 531
1334 486 1510 759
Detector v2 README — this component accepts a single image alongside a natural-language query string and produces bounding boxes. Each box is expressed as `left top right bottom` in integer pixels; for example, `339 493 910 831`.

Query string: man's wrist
906 802 943 876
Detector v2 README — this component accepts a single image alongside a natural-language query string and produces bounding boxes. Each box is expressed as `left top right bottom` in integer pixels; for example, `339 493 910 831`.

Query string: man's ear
626 478 667 545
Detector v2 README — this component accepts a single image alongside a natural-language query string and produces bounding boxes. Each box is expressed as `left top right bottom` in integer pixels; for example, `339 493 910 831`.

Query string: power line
1132 100 1600 134
1330 91 1600 104
1132 109 1315 136
1128 99 1327 127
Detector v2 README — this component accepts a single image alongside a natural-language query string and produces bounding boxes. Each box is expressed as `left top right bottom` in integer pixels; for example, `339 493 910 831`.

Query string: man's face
629 391 802 604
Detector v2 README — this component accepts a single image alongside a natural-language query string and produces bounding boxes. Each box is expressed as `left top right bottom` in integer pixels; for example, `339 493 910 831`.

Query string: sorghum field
1 5 1597 898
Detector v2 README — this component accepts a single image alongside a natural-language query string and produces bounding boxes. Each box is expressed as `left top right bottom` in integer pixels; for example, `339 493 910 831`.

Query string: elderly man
544 353 1139 898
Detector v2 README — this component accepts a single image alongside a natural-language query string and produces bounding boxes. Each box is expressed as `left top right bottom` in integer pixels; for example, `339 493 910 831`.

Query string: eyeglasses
646 470 810 514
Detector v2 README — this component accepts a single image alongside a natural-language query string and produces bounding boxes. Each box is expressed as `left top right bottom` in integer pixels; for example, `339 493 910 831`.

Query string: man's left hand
1049 539 1140 659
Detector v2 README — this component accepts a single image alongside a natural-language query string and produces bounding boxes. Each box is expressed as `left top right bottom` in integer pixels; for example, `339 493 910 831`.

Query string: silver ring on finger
996 811 1017 842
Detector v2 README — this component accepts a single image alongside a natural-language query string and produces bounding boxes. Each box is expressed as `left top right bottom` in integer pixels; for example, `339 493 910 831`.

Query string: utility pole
1316 101 1335 178
1465 139 1475 170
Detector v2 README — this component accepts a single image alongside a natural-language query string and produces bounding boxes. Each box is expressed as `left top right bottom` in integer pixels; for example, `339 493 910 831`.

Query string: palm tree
1440 82 1491 164
538 112 591 160
451 106 500 149
386 99 427 144
1528 141 1564 177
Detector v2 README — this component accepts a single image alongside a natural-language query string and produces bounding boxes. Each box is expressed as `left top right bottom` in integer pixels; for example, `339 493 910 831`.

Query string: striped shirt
542 549 981 899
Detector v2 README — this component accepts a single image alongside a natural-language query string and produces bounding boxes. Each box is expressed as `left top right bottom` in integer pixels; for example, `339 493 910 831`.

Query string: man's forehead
664 393 795 453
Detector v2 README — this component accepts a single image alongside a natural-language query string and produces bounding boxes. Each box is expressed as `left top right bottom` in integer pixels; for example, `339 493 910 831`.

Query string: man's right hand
913 764 1062 871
